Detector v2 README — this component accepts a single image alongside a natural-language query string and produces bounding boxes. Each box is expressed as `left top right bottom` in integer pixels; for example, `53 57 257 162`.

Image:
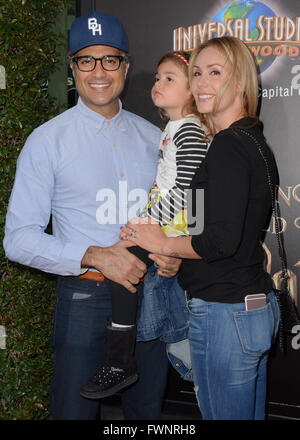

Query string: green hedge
0 0 70 419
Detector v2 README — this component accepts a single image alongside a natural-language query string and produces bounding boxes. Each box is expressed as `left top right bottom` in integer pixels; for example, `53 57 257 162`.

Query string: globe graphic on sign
213 0 276 73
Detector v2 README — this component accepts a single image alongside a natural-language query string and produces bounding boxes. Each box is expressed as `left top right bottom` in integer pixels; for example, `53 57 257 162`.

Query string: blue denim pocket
234 303 274 356
56 276 98 302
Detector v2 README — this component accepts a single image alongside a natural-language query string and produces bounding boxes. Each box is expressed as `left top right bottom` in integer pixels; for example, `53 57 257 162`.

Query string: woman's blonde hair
155 51 200 121
189 36 259 135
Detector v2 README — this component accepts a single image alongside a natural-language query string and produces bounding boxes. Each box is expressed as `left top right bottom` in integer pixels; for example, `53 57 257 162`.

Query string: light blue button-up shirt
3 98 160 276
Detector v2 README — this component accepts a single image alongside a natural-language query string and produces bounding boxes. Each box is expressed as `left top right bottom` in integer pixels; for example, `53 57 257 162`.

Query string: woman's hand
120 217 168 255
149 254 182 277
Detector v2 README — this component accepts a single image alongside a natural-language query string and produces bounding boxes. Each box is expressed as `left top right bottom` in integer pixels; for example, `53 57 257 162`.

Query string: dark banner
79 0 300 419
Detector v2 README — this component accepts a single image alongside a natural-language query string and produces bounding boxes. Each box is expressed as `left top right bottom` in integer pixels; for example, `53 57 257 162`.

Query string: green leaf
0 0 71 420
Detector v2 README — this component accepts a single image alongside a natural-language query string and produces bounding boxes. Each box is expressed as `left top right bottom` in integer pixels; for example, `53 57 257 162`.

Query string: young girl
122 37 280 420
80 51 209 400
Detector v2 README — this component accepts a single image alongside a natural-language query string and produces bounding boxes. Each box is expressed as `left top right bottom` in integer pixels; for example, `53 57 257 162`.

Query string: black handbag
232 128 300 352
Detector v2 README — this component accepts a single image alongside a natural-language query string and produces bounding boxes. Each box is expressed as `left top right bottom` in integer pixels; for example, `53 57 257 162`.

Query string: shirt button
120 172 124 177
107 121 111 126
113 143 117 148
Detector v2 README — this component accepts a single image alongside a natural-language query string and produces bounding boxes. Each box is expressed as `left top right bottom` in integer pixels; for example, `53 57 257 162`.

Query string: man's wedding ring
130 229 136 238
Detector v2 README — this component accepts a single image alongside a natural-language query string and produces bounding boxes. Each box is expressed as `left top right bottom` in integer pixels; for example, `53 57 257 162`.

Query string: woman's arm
162 235 202 259
122 132 250 262
120 217 201 258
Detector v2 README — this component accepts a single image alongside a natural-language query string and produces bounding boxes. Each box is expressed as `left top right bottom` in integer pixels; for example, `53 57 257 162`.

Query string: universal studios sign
173 0 300 74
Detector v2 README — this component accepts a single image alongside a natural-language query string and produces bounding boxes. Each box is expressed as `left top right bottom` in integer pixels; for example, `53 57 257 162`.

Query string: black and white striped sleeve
148 122 208 225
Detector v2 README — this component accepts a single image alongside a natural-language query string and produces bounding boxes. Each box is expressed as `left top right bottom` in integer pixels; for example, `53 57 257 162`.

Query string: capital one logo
88 18 102 36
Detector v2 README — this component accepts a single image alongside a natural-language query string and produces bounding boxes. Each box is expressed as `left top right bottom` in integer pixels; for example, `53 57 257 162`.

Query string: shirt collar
76 97 124 129
230 116 260 129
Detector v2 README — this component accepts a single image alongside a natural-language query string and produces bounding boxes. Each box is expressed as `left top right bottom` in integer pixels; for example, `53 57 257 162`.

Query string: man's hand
81 241 146 293
149 254 182 278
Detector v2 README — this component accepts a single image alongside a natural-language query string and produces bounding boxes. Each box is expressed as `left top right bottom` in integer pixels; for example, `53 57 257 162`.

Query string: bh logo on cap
69 12 128 55
88 18 102 36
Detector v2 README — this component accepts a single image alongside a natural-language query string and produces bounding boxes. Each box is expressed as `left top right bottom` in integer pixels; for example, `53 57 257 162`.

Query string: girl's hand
120 217 168 255
149 253 182 277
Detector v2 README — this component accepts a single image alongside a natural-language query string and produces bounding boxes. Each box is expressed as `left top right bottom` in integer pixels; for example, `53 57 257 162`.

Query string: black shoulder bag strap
232 128 300 352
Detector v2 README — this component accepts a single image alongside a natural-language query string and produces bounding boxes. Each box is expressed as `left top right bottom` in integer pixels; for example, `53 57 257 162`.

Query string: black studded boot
80 323 138 400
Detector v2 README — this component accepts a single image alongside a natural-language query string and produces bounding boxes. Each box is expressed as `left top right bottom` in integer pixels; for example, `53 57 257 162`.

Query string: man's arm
3 131 86 276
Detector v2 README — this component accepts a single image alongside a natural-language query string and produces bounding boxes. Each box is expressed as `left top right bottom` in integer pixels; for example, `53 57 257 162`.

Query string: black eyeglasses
71 55 126 72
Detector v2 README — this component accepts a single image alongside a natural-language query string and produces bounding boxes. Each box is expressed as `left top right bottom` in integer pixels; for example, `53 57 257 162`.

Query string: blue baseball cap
69 11 128 56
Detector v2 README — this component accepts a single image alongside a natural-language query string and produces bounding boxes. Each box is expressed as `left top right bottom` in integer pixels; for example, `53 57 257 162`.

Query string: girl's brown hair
156 51 200 121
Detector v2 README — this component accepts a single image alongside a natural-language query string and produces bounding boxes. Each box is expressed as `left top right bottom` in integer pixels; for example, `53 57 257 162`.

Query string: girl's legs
110 246 153 325
80 246 154 400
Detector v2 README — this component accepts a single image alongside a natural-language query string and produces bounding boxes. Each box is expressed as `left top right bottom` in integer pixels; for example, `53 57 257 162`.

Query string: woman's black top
178 117 278 303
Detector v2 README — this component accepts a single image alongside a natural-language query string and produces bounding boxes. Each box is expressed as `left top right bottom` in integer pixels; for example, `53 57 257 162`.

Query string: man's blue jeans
187 291 280 420
50 275 169 420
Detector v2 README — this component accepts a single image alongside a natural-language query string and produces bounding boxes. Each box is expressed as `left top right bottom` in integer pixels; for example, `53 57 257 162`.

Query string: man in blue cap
4 11 181 420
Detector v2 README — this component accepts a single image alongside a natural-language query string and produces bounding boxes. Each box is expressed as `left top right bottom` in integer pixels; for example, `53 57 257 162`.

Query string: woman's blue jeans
188 291 279 420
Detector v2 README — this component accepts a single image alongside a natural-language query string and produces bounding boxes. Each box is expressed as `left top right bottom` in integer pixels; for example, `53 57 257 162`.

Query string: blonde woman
121 36 280 420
